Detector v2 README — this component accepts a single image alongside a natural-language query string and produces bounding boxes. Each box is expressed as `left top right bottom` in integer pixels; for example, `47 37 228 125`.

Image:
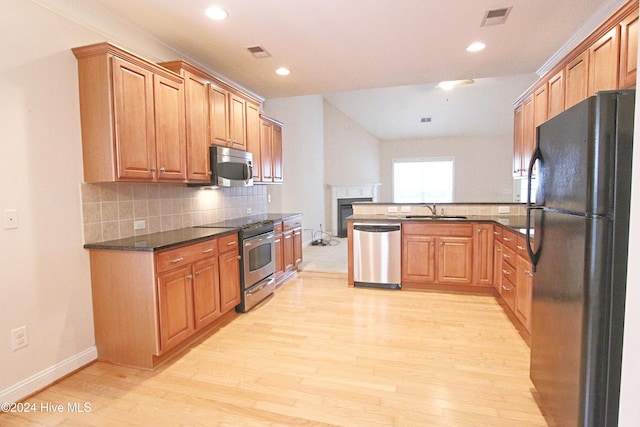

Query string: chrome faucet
425 203 437 215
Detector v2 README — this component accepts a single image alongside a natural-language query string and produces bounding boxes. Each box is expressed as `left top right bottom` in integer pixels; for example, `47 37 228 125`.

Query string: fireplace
337 197 372 237
329 183 381 237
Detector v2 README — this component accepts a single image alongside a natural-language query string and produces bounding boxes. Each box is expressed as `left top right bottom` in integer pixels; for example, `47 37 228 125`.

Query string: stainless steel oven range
195 216 276 312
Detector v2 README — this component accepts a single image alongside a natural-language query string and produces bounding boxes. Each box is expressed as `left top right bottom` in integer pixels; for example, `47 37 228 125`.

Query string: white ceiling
41 0 623 139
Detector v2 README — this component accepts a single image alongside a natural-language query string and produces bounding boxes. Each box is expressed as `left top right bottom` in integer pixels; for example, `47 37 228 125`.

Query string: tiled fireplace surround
81 182 268 244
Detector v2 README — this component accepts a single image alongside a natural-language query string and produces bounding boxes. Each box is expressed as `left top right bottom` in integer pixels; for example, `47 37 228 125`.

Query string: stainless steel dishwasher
352 223 401 289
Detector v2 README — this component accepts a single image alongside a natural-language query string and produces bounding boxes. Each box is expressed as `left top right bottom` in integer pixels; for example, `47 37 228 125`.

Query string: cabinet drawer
516 234 528 258
402 222 473 237
502 260 516 282
283 217 302 230
157 243 204 273
502 228 517 251
500 274 516 311
274 221 283 233
218 233 239 253
502 246 517 268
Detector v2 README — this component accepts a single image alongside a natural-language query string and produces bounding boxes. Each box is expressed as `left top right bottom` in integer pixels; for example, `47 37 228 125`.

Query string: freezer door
534 91 634 215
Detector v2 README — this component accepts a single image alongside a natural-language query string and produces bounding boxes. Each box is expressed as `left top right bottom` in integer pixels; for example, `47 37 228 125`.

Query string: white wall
379 135 514 202
322 100 381 230
263 96 325 244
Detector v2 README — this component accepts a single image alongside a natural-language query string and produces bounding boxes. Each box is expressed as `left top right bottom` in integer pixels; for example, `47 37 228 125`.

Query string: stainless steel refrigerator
526 90 635 427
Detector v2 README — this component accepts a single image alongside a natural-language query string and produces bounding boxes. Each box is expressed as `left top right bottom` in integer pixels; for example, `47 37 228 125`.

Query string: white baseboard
0 346 97 403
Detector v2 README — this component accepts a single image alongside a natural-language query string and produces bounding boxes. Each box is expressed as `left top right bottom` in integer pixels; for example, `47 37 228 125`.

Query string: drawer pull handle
502 285 512 291
227 241 237 246
202 248 214 253
503 237 512 242
493 231 500 235
503 254 511 259
517 245 525 250
171 257 184 263
502 269 511 275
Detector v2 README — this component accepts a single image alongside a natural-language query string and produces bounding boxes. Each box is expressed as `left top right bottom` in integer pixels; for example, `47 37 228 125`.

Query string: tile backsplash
81 182 268 244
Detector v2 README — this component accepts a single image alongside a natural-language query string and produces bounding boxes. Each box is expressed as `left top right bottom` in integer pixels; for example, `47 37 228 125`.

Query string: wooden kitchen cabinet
493 238 503 293
87 232 240 369
588 27 620 95
276 216 303 285
473 223 494 286
565 51 590 109
259 115 284 183
73 43 186 183
246 102 262 181
512 104 524 177
547 70 565 119
619 7 638 89
217 233 241 313
515 234 534 332
274 221 285 283
402 223 474 287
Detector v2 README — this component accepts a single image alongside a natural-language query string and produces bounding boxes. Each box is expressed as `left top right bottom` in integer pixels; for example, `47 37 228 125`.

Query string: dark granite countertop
347 214 530 235
83 227 238 252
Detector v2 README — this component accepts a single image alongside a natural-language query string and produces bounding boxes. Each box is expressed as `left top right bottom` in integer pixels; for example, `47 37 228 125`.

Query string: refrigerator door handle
527 145 543 206
526 206 543 271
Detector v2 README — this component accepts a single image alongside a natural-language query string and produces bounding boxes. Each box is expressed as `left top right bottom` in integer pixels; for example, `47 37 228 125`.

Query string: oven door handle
244 233 275 247
247 277 275 295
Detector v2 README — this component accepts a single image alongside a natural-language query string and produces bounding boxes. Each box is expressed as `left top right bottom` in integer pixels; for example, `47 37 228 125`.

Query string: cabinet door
619 9 639 89
218 250 241 314
513 104 524 177
193 257 221 329
246 102 262 181
274 232 284 276
493 240 503 293
473 224 493 286
111 56 156 180
547 70 565 119
515 256 533 332
283 230 295 272
272 124 283 182
228 94 246 150
260 119 274 181
521 95 535 176
402 235 436 283
437 237 473 284
564 51 589 109
183 71 211 182
210 84 229 146
153 74 186 181
157 266 195 352
293 227 303 266
588 27 620 95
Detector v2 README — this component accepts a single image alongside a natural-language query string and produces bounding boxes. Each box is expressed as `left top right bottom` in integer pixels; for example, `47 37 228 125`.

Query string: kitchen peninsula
347 202 533 337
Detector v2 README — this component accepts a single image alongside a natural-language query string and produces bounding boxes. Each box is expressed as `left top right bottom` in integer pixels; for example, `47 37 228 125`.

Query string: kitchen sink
404 215 468 219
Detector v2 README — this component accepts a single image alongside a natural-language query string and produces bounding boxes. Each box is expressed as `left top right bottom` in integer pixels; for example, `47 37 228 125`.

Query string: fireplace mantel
329 183 381 236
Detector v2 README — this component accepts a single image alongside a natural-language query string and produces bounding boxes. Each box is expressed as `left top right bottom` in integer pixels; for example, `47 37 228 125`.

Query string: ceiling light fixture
276 67 290 76
466 42 486 52
205 6 228 20
436 79 475 91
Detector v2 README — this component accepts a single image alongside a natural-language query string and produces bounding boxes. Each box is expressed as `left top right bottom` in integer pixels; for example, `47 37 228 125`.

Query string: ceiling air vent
481 6 512 26
246 45 272 59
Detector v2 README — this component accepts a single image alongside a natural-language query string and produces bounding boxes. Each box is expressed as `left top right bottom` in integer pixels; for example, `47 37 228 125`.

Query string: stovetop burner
195 215 274 238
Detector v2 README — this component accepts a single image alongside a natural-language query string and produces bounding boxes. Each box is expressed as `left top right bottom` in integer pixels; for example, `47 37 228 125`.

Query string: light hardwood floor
1 272 546 426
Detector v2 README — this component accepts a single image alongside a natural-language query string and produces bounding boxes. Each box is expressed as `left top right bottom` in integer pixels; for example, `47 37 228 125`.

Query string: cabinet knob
237 255 242 260
187 274 193 280
151 167 156 172
195 271 201 276
160 167 166 173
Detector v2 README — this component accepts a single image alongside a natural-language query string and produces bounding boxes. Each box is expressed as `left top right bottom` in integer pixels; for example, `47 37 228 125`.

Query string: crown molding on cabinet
537 0 629 77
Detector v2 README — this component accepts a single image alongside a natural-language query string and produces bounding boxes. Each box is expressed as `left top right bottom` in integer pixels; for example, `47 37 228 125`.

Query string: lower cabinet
88 232 240 369
274 215 303 285
402 223 475 287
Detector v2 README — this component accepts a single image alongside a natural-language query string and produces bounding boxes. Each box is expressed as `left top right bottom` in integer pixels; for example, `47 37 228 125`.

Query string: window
393 158 454 203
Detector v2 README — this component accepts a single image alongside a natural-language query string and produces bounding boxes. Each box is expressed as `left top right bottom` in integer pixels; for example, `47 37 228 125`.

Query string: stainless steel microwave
191 146 253 187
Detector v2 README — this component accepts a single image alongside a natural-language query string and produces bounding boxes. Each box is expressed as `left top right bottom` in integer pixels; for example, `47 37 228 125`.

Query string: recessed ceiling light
205 6 228 20
466 42 486 52
436 79 475 91
276 67 290 76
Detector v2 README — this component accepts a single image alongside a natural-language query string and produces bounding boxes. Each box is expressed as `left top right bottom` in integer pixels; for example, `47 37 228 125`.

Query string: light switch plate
3 209 18 229
400 206 411 213
134 220 146 230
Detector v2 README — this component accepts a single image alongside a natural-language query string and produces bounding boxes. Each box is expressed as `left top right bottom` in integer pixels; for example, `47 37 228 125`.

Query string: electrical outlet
246 207 252 214
400 206 411 213
498 206 510 214
133 220 146 230
387 206 398 213
11 325 28 351
3 209 18 229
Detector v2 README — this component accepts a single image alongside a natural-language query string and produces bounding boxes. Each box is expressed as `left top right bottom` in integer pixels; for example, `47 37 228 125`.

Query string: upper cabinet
513 0 637 178
73 43 186 183
258 115 284 183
